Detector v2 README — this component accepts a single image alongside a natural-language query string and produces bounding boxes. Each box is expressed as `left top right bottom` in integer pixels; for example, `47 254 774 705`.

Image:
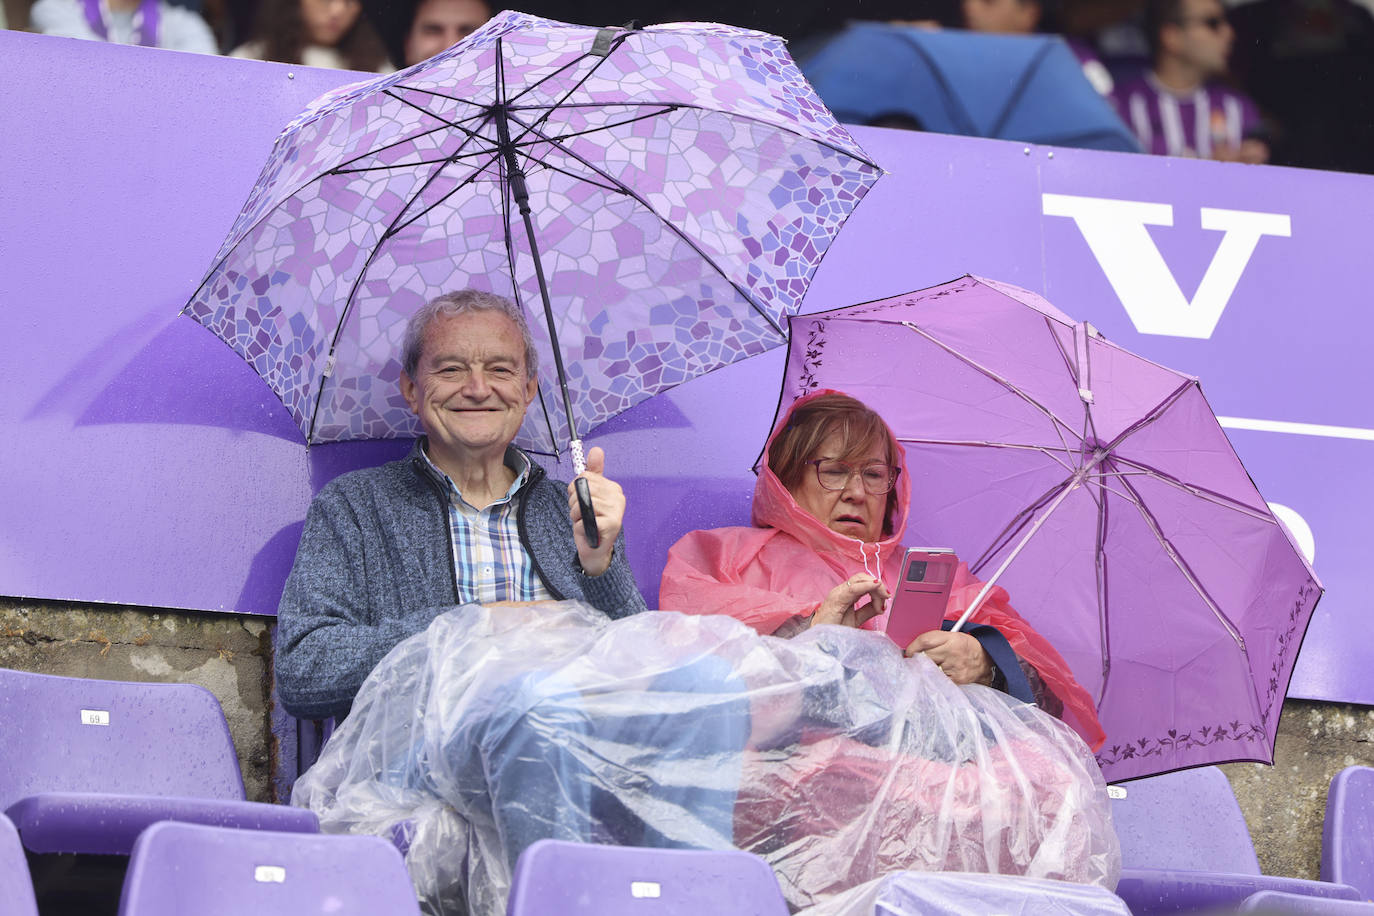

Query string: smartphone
885 547 958 648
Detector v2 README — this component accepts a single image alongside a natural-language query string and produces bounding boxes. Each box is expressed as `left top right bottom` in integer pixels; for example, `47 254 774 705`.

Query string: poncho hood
750 388 911 596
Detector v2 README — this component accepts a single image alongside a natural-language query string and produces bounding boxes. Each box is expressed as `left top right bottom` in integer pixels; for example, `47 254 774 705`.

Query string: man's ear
400 371 419 413
523 371 539 407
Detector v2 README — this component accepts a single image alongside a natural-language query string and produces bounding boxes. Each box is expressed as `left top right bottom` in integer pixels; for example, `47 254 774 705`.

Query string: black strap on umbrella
590 20 642 58
493 100 600 549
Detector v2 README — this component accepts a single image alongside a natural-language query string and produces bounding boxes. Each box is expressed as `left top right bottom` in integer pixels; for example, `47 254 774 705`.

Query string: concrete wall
0 597 276 802
3 594 1370 878
1223 700 1374 880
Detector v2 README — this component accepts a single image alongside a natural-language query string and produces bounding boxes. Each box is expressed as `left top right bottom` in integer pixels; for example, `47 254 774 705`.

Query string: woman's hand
905 630 994 685
810 574 889 629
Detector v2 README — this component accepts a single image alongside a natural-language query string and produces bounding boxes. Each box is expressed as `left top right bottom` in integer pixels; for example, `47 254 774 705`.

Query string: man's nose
461 369 492 397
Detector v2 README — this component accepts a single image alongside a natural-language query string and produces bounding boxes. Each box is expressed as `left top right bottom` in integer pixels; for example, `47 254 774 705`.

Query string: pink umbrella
775 275 1322 781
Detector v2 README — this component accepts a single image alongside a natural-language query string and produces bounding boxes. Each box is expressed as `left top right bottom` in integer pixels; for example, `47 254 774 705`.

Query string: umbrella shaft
494 103 582 452
951 454 1107 632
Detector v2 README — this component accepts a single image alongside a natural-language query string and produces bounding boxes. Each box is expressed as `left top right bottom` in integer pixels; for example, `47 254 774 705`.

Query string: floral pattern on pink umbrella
776 274 1322 781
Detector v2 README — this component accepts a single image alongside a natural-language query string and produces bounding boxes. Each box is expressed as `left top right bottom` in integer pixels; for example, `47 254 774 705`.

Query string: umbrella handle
574 477 601 550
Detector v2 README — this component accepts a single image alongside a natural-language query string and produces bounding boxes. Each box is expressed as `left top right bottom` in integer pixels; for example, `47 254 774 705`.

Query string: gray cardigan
275 441 648 720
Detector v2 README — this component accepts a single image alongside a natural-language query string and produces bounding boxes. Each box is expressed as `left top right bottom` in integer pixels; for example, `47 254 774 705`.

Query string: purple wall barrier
1 31 1370 705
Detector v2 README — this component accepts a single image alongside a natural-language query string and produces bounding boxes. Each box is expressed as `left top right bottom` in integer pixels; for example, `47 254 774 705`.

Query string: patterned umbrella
185 10 881 471
777 275 1322 781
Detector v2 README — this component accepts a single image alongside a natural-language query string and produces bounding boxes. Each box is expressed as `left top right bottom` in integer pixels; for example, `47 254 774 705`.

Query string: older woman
660 389 1104 749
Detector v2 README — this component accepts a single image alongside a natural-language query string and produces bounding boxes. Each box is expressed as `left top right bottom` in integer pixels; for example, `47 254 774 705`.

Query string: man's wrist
576 545 614 577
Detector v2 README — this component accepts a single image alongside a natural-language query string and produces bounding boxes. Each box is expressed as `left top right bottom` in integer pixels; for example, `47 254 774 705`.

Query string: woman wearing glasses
661 389 1102 742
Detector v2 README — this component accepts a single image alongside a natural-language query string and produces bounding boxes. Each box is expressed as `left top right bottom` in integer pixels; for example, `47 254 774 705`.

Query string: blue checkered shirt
418 446 555 604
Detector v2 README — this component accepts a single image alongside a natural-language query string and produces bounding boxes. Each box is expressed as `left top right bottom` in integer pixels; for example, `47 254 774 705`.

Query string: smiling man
275 289 647 722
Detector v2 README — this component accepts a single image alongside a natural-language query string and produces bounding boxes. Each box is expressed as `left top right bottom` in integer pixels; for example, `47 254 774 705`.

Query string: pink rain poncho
660 388 1105 750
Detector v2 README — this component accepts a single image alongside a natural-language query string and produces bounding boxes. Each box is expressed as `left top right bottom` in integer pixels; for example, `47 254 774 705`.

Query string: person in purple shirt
1111 0 1269 163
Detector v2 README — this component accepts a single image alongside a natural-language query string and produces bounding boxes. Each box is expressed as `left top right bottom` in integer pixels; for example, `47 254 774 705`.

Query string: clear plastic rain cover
291 602 1120 914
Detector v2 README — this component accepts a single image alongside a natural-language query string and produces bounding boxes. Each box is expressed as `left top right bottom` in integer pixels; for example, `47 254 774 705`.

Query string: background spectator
29 0 217 52
231 0 391 70
401 0 486 66
962 0 1043 33
1110 0 1269 162
962 0 1114 92
8 0 1374 172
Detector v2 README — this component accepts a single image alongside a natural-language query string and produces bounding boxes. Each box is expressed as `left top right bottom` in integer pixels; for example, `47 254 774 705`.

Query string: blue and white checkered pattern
418 447 553 604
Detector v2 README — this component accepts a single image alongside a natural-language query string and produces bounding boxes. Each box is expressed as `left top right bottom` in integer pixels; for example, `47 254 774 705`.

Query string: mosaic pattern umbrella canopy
185 10 881 452
777 276 1323 782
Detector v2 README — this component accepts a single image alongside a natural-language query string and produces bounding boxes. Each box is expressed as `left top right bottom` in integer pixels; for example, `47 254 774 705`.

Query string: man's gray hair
401 289 540 379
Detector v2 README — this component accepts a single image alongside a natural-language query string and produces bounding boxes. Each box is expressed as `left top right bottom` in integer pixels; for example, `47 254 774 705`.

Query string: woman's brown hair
254 0 390 71
767 392 901 536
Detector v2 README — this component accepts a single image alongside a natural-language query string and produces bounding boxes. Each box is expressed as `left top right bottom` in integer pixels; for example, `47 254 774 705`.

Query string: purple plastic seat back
1110 766 1261 874
0 814 40 916
854 871 1131 915
0 667 245 809
1239 890 1374 913
117 822 420 915
1322 766 1374 899
1114 868 1363 914
505 840 788 915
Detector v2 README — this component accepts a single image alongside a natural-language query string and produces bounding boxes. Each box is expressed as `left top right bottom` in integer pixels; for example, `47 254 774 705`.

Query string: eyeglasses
1175 14 1227 31
805 459 900 494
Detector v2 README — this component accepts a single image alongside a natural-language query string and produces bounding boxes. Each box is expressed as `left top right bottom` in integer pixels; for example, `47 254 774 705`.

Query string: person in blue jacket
275 288 647 723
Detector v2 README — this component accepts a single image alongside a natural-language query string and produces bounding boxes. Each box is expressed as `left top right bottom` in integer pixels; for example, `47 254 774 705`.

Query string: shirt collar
416 439 530 508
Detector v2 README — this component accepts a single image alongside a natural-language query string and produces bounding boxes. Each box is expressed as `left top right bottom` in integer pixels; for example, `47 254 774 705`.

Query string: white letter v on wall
1043 193 1291 339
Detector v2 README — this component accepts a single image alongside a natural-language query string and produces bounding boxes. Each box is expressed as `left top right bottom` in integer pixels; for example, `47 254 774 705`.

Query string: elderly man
403 0 490 66
276 289 647 721
1111 0 1268 162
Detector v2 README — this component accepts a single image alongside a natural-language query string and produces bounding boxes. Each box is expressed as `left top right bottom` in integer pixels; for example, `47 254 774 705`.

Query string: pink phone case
885 548 958 648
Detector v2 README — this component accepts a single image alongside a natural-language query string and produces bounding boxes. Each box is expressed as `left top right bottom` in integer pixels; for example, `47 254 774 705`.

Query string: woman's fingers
814 575 889 629
907 630 994 685
850 600 883 628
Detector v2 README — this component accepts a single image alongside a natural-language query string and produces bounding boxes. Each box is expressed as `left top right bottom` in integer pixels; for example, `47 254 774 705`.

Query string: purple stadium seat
1322 766 1374 899
1114 868 1363 914
505 840 788 915
1239 890 1374 913
1110 766 1262 873
0 667 317 855
830 871 1132 915
0 813 40 916
0 667 318 913
117 822 421 915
